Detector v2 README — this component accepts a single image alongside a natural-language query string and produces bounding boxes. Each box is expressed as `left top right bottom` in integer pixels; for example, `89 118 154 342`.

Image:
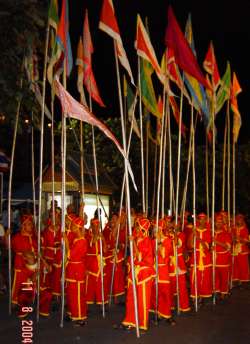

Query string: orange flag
231 72 242 143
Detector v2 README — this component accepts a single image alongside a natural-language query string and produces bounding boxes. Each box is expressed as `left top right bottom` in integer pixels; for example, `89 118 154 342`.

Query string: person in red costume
150 218 176 325
213 215 232 299
232 214 250 285
10 214 37 305
64 216 88 326
167 221 191 313
121 218 155 331
85 218 108 305
187 213 212 304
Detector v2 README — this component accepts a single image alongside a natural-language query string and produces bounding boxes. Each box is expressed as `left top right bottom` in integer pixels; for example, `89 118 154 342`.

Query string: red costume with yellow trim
168 229 190 312
232 216 250 282
188 214 212 299
214 223 232 295
11 215 37 305
150 219 173 319
65 217 88 321
122 218 155 330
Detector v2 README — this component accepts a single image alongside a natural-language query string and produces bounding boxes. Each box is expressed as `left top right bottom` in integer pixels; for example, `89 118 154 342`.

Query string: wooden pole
114 43 140 338
36 21 50 321
221 114 228 211
7 76 23 314
51 89 56 225
211 90 216 305
167 98 173 215
31 112 36 224
138 57 146 214
205 134 210 218
151 141 157 217
145 118 149 216
227 100 231 222
161 105 168 218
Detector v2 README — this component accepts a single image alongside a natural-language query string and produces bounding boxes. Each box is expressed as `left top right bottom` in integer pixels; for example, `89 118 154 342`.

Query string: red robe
232 225 250 282
65 236 88 320
122 236 155 330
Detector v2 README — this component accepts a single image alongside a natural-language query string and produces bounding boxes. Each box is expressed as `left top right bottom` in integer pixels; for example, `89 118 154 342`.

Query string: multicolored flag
48 0 58 31
99 0 134 84
54 77 137 191
231 72 242 143
203 42 220 90
216 62 231 115
25 47 52 120
165 6 210 89
82 10 105 107
124 77 140 138
183 14 210 126
140 59 161 118
56 0 73 76
135 14 163 83
76 37 87 105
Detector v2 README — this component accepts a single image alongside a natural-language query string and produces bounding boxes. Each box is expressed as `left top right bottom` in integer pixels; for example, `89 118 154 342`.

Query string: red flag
54 77 137 190
83 10 105 107
135 15 163 83
99 0 134 85
165 6 210 89
203 42 220 90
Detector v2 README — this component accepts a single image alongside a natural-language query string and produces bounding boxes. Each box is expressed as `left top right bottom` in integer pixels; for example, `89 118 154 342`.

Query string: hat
72 217 85 229
138 218 151 232
197 213 207 219
21 214 33 225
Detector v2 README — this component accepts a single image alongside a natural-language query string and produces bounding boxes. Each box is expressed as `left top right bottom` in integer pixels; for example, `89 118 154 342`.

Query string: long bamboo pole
145 118 149 216
36 21 50 321
31 112 36 224
51 90 56 225
221 114 228 211
154 84 167 323
227 100 231 222
205 135 210 218
211 89 216 306
230 140 236 289
167 99 173 215
161 105 168 218
151 141 158 217
114 43 140 338
138 57 146 214
109 89 137 304
7 75 23 314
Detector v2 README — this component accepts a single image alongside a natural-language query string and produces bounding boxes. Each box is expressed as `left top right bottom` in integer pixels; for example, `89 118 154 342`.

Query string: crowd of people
1 202 250 332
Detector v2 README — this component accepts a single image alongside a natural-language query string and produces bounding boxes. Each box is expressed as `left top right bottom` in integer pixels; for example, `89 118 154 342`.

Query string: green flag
140 59 161 118
216 62 231 115
48 0 59 30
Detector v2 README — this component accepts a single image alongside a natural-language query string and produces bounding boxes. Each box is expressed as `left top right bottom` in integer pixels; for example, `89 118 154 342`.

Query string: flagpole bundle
36 19 50 321
7 74 23 314
222 115 228 211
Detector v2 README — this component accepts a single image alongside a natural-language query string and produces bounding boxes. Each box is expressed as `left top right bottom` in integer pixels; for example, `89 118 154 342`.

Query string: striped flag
231 72 242 143
76 37 87 105
99 0 134 85
203 42 220 90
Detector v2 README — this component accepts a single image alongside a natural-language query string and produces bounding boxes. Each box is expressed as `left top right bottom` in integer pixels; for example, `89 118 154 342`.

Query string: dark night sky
65 0 250 144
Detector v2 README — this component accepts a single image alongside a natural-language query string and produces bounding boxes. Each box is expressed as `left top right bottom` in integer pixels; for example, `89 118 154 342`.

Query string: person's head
21 215 34 235
94 208 102 219
235 214 245 227
197 213 207 227
66 203 75 215
137 218 150 238
71 217 85 235
91 218 100 235
65 213 77 230
215 215 224 231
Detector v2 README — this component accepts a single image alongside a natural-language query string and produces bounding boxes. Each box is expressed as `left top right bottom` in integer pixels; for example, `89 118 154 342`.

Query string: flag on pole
216 62 231 115
203 42 220 90
54 77 137 191
56 0 73 76
25 47 52 120
124 77 140 138
48 0 59 31
82 10 105 107
183 14 210 126
135 14 163 83
165 6 210 90
231 72 242 143
99 0 134 85
140 59 161 118
76 37 87 105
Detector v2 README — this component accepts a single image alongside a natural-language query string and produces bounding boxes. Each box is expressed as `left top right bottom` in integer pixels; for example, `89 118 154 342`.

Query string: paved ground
0 286 250 344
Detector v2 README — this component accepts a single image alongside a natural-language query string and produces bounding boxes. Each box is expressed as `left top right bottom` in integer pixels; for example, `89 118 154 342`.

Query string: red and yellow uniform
11 215 37 305
85 219 108 305
168 229 190 312
122 218 155 331
188 214 212 299
232 215 250 283
150 219 173 319
65 217 88 321
214 222 232 295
